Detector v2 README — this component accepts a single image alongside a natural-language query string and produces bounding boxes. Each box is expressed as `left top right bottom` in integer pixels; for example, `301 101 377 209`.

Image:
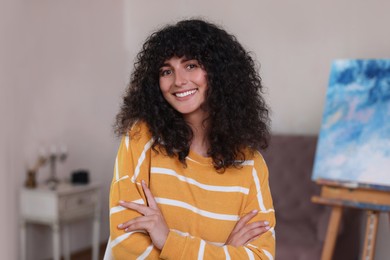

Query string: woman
107 19 275 259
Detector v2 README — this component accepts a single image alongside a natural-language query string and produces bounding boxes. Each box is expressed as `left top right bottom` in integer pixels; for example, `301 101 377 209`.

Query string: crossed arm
117 180 270 250
109 129 275 259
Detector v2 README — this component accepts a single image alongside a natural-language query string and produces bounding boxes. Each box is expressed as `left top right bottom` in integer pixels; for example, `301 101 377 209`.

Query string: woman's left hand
117 180 169 250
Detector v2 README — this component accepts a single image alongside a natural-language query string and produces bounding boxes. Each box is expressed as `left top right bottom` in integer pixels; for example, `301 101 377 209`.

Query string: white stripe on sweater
151 167 249 194
270 227 276 239
198 240 206 260
113 175 129 184
110 199 145 215
132 138 153 182
223 246 231 260
110 205 126 215
244 247 255 260
252 168 266 212
247 243 274 259
125 135 130 151
110 231 136 248
155 198 239 221
240 160 254 166
262 249 273 260
115 157 119 181
186 156 254 167
136 244 154 260
171 229 224 246
110 230 145 248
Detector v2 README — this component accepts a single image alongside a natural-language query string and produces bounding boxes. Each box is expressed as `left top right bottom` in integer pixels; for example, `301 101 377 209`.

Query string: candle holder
45 145 68 190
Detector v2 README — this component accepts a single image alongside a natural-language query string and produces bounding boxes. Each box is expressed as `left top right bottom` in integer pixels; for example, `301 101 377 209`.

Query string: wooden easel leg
362 211 379 260
321 206 343 260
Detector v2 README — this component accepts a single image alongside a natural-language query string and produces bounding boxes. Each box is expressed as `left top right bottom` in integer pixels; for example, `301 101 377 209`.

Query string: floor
67 244 107 260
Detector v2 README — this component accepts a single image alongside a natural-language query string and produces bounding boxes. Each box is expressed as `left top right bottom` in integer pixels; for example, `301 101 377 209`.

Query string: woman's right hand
225 210 270 247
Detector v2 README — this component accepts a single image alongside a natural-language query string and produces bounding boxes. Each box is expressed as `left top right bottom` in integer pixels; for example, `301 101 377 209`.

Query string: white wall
123 0 390 135
1 0 127 258
1 0 389 259
1 0 21 258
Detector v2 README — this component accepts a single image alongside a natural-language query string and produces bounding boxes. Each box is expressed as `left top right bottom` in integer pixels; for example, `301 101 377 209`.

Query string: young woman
107 19 275 259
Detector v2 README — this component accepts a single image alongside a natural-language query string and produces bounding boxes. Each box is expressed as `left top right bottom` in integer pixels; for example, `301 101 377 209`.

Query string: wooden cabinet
20 183 101 260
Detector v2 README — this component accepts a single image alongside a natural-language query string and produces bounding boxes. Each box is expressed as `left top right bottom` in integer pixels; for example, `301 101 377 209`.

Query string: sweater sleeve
159 151 276 260
108 123 161 259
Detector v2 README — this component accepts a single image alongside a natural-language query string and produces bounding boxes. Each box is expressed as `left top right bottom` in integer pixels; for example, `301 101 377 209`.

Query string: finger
233 221 269 239
124 220 155 232
229 221 270 246
236 222 270 244
232 210 258 234
246 222 270 234
247 234 262 244
141 180 158 209
122 215 160 232
242 226 270 245
124 219 156 232
119 200 151 215
117 215 151 229
247 236 259 244
244 221 269 230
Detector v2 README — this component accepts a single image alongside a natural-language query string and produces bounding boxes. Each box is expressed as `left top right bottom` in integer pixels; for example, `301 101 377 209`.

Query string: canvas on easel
312 59 390 187
311 59 390 260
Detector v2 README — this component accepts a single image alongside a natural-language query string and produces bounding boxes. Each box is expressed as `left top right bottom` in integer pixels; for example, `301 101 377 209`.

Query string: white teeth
175 89 197 98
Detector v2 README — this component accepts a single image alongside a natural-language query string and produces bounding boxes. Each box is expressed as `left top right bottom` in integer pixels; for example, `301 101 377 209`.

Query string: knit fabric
108 122 276 259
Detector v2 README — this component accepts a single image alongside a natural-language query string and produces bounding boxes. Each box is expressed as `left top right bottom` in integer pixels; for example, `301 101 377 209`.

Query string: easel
312 179 390 260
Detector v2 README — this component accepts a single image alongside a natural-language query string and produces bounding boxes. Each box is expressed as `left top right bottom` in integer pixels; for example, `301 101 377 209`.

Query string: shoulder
127 120 153 142
242 148 268 177
253 150 266 165
252 150 269 181
241 148 266 165
117 121 153 155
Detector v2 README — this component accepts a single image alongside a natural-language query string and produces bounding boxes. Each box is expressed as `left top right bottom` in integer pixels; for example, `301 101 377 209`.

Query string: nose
174 70 188 87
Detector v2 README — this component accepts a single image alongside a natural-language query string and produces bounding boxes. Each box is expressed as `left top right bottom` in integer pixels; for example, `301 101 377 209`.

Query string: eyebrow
160 58 196 68
160 62 171 68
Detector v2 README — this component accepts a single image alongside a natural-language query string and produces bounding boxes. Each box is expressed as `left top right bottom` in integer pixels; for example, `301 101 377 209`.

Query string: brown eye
186 64 197 70
160 69 172 77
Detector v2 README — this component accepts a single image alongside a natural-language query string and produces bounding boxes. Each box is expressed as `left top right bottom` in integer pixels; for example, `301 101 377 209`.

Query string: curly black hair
115 19 270 171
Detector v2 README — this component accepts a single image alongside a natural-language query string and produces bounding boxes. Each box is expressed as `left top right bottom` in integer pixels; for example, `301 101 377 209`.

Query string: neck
190 133 209 157
184 112 209 157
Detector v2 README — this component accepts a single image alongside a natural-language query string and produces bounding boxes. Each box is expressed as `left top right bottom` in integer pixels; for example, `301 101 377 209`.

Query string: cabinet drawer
60 190 97 212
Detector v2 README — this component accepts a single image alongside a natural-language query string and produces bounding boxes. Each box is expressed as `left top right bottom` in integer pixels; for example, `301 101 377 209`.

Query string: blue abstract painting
312 59 390 187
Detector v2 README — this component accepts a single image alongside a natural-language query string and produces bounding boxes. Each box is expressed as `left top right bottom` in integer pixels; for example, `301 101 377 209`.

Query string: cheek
159 79 169 93
159 81 172 103
196 72 208 87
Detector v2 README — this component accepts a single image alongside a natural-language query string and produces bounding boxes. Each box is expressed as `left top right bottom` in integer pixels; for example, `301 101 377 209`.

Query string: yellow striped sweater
108 122 276 259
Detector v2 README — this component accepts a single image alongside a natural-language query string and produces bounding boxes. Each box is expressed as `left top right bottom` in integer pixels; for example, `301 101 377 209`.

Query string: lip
172 88 198 99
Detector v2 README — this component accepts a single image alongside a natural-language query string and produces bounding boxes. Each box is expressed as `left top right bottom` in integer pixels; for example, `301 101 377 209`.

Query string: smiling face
159 56 208 121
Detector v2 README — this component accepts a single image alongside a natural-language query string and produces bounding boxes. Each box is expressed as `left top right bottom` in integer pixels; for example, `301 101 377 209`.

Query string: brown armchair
262 135 360 260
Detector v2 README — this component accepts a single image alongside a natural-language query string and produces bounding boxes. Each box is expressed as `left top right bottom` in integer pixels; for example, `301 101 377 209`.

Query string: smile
174 89 197 98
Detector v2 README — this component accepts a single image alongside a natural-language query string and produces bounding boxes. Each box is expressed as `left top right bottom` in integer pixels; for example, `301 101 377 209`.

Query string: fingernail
118 224 123 228
119 200 125 204
141 180 145 185
264 221 269 225
124 228 128 232
251 210 258 214
265 226 270 230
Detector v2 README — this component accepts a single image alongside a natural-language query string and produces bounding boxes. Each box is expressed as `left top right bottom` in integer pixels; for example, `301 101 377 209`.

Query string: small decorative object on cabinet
20 182 101 260
46 145 68 190
24 154 47 188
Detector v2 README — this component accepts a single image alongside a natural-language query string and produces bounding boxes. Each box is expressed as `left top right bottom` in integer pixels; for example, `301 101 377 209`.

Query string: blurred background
1 0 389 259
